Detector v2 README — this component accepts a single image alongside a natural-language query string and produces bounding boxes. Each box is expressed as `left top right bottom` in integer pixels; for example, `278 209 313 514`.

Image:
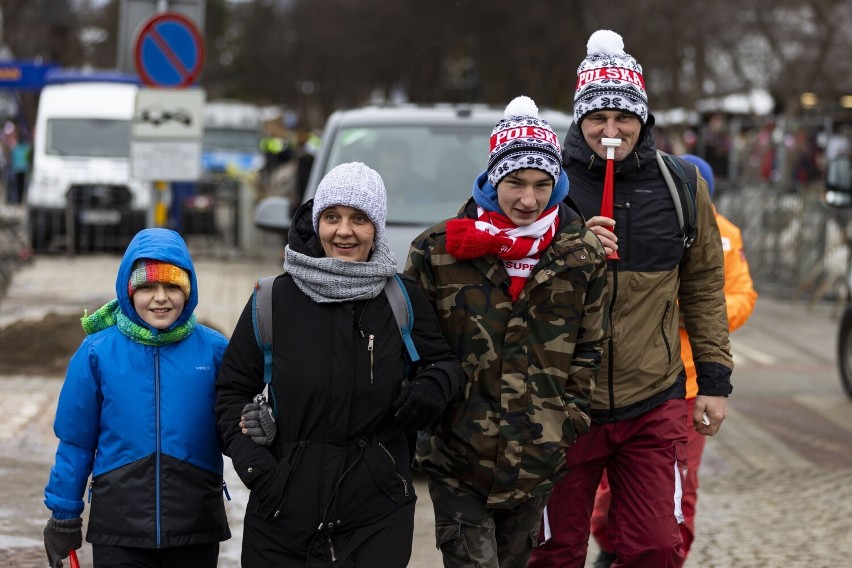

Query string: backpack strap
656 150 698 249
384 274 421 365
251 275 279 416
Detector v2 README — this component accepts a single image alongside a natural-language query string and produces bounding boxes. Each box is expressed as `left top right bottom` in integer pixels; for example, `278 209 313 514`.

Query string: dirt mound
0 312 85 376
0 313 225 376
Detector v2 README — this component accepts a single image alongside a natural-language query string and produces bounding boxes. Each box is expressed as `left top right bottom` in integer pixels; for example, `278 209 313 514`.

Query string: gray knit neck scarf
284 238 398 303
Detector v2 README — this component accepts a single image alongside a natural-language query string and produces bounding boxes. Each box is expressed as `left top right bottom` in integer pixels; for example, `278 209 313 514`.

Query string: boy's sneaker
593 549 617 568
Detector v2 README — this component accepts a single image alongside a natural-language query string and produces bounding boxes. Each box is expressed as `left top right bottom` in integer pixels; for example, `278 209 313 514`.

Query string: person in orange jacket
590 154 758 568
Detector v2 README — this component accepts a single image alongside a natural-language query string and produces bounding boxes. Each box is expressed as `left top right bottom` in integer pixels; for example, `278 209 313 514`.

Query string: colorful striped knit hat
128 259 191 299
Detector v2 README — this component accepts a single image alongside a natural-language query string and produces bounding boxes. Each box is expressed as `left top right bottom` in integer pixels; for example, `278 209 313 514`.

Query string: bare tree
2 0 81 64
7 0 851 122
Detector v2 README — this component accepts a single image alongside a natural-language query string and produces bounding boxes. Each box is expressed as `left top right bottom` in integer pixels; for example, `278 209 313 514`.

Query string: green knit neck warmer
81 299 197 346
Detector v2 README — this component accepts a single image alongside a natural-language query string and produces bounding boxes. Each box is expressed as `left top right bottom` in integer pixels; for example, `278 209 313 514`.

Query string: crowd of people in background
259 117 321 207
653 113 848 193
2 101 848 213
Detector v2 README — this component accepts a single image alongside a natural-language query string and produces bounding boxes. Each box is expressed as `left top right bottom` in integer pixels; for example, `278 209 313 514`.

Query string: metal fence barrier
0 208 33 301
716 182 851 302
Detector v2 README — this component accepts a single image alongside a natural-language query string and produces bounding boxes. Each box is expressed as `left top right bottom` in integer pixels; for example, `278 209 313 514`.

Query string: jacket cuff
413 360 465 402
228 432 279 488
695 361 734 396
50 511 82 521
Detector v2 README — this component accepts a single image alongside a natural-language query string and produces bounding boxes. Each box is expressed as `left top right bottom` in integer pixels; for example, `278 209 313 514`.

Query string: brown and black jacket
563 121 734 424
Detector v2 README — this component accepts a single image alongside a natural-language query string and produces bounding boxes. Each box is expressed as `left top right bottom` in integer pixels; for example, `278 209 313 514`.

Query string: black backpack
656 150 699 249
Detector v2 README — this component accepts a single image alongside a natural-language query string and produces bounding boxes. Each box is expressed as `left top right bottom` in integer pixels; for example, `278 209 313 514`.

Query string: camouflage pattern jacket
405 198 609 508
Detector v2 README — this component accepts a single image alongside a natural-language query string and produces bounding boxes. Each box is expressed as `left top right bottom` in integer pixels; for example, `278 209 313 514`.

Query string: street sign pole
131 88 206 178
153 180 169 227
130 8 206 228
132 88 205 228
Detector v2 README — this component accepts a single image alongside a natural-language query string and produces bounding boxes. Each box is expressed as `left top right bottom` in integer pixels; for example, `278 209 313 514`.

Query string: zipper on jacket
222 480 231 501
272 441 309 519
614 202 630 262
661 300 673 363
607 261 619 419
378 441 409 497
155 348 162 547
87 483 93 504
368 334 375 384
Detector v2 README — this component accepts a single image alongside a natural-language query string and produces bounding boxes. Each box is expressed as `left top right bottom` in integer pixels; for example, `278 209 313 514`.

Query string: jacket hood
471 169 570 215
563 121 658 176
115 228 198 331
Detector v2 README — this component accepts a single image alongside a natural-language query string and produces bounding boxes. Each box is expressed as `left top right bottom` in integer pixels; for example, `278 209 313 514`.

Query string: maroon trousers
591 397 706 558
528 398 689 568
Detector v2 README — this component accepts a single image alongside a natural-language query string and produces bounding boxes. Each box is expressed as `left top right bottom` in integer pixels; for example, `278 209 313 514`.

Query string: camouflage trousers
428 479 549 568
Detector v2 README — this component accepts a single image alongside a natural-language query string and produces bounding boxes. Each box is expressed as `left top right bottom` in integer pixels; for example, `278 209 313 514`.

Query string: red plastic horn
600 137 622 260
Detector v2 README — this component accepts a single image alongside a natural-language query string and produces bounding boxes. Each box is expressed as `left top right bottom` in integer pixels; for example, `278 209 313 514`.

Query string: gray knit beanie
312 162 387 241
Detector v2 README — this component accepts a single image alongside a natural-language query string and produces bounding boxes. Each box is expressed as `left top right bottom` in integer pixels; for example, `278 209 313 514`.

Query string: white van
255 103 574 269
27 77 151 251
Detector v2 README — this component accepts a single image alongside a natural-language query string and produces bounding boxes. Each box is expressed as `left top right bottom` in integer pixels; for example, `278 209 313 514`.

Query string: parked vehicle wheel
837 307 852 399
28 208 53 253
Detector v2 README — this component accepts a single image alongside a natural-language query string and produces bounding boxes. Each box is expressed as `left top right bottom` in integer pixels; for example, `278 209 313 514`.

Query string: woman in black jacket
215 162 465 567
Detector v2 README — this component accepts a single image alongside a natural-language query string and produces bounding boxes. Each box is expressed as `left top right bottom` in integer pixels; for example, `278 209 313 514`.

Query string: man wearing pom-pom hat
529 30 733 568
404 95 609 567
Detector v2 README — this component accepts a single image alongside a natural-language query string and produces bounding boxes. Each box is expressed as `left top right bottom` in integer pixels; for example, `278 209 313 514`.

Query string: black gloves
392 378 448 432
241 394 277 446
43 516 82 568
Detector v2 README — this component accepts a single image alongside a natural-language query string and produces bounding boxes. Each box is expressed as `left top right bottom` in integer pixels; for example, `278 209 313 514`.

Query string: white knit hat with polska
312 162 387 241
574 30 648 125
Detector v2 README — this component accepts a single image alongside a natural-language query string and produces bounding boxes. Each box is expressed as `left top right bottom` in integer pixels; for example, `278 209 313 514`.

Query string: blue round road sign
134 12 205 88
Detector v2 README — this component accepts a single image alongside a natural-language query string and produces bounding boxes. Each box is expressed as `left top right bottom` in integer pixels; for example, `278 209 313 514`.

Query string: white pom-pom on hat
586 29 625 56
504 95 539 119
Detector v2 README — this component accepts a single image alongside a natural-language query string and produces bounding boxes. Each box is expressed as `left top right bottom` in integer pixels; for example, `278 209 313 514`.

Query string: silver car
256 103 574 268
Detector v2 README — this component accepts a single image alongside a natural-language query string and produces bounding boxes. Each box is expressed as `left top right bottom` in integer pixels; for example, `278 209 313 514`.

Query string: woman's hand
391 378 448 432
240 395 277 446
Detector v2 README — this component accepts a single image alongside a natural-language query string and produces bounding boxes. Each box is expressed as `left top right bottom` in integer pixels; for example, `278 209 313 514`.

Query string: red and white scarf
446 205 559 301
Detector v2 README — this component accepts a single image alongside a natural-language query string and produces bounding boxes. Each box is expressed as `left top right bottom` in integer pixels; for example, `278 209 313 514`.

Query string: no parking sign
134 11 205 88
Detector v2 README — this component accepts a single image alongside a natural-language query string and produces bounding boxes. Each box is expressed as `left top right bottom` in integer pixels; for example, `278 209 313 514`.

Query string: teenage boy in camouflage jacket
404 96 609 568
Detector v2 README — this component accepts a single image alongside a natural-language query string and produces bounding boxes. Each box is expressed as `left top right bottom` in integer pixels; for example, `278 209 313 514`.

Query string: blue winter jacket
44 228 231 548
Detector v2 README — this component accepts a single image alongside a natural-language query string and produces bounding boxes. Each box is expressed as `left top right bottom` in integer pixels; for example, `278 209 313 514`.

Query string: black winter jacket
215 201 465 562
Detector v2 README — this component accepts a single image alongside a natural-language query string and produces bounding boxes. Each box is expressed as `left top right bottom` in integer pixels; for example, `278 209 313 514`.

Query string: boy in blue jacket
42 228 230 568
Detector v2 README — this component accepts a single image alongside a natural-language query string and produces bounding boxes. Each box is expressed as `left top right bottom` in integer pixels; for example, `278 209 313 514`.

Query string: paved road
1 253 851 567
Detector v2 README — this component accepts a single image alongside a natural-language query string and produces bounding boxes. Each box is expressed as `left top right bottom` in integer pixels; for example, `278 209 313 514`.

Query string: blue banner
0 61 59 90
